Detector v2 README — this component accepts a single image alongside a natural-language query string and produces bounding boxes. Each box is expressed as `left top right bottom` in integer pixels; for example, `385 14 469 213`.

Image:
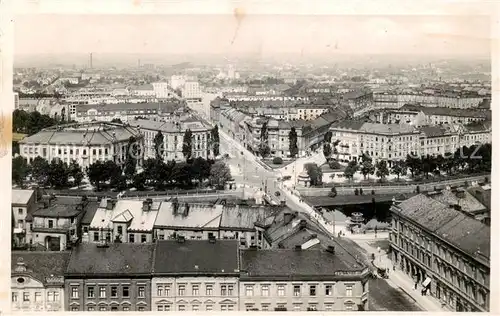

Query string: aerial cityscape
10 13 491 313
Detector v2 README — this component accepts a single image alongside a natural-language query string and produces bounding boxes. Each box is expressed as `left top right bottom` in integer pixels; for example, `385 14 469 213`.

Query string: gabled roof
112 209 134 223
12 251 71 285
12 189 34 205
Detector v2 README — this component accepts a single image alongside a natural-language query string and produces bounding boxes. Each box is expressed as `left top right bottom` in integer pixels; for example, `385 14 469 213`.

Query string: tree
69 160 84 187
124 136 138 179
375 160 390 182
259 122 270 158
406 154 421 178
323 143 332 158
86 161 107 191
132 172 147 191
173 162 195 188
324 131 333 143
343 160 358 181
332 139 340 160
12 156 29 187
304 163 323 186
328 187 337 197
391 160 407 180
47 159 70 189
209 161 232 189
111 118 123 124
288 127 299 158
30 156 49 185
153 130 164 160
191 157 211 187
360 154 375 180
211 125 220 157
105 160 126 191
182 129 193 159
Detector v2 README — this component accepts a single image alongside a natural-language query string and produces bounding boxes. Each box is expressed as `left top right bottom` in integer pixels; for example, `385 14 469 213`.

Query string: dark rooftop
12 251 71 285
32 196 86 218
153 240 239 276
80 201 100 225
65 243 155 277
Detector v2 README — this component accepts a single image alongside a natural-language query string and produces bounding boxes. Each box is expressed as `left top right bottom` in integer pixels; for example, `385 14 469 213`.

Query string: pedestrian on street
393 265 395 271
414 282 417 290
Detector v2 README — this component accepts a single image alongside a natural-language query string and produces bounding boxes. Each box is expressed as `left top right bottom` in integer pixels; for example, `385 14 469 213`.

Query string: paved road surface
369 278 423 311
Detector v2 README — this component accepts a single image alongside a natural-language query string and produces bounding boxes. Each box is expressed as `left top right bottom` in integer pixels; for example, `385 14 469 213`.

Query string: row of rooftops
330 120 491 136
12 239 367 281
391 104 491 119
74 101 182 114
391 191 490 267
129 118 211 133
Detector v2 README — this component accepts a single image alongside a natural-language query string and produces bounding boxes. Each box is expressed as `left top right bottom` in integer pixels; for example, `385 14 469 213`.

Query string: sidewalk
355 240 448 312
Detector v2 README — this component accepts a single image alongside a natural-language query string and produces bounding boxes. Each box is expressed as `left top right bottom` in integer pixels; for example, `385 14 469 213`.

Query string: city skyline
15 14 491 59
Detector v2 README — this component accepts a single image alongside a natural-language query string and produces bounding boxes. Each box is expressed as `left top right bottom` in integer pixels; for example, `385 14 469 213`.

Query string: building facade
152 239 240 312
64 243 155 312
389 194 490 312
12 189 37 247
19 121 144 169
11 251 70 312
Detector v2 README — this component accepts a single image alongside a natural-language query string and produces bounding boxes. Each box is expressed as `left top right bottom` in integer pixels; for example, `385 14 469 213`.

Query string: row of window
92 231 148 243
243 284 347 297
12 291 60 303
157 304 227 311
71 305 144 311
71 285 145 299
156 283 234 297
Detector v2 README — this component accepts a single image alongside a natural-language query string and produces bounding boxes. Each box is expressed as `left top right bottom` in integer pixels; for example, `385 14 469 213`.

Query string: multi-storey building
239 247 370 311
389 194 490 312
12 189 37 247
64 243 155 312
19 122 144 168
74 102 179 122
341 90 374 112
28 195 98 251
182 81 202 100
374 92 486 109
129 117 213 161
151 239 240 312
11 251 70 312
86 198 159 244
385 104 490 126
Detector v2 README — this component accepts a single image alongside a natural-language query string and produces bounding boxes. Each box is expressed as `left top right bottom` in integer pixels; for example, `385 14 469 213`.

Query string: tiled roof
419 125 448 137
467 186 491 210
75 102 179 114
330 120 366 131
12 251 71 285
154 202 223 229
360 123 416 135
12 189 34 205
32 196 85 218
429 189 486 215
220 206 278 230
129 118 210 133
65 243 155 276
153 240 239 275
398 104 489 118
240 248 365 280
80 201 100 225
394 194 490 263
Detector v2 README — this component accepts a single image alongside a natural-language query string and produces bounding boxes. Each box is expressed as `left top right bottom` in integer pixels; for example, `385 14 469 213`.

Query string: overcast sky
14 14 491 57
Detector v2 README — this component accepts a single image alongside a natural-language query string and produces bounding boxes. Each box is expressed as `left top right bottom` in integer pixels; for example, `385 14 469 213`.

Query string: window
326 284 333 296
293 285 301 296
228 284 234 296
122 286 129 297
138 306 145 311
261 285 270 296
129 234 135 243
206 284 213 295
325 304 333 311
138 286 145 298
12 292 18 302
99 306 106 311
99 287 106 298
192 284 199 296
87 307 95 311
178 305 186 311
23 292 30 302
157 285 163 296
221 284 227 296
309 285 317 296
277 285 285 296
71 287 78 298
35 292 41 302
71 307 79 311
192 305 199 311
141 234 147 243
48 220 54 228
123 306 130 311
18 208 23 215
87 287 95 298
117 226 122 235
345 285 353 297
206 305 213 311
111 306 118 311
261 304 269 311
93 232 99 242
308 304 317 311
245 285 254 296
345 302 354 310
178 284 186 296
111 287 118 297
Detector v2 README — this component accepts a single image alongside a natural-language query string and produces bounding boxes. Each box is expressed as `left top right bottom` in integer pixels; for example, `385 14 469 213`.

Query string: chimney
295 245 302 251
299 220 307 229
283 212 293 225
142 200 150 212
326 245 335 254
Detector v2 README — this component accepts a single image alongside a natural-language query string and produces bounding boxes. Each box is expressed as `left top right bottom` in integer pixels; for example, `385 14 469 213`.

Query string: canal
323 201 393 226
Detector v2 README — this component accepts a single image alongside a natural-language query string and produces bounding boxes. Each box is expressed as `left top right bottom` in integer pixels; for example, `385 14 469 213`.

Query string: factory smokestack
90 53 93 69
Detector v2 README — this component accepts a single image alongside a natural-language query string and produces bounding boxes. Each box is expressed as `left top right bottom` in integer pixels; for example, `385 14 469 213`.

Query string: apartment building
182 81 202 100
239 247 370 311
151 239 240 312
389 194 490 312
86 198 159 244
129 118 213 161
374 92 485 109
12 189 37 247
19 121 144 169
11 251 70 312
341 90 374 112
28 195 98 251
386 104 490 126
74 102 179 123
64 243 155 312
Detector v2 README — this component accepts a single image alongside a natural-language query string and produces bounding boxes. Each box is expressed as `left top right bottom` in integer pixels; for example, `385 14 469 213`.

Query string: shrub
371 189 375 195
359 188 364 195
273 157 283 165
354 188 359 195
328 160 341 169
416 185 420 193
